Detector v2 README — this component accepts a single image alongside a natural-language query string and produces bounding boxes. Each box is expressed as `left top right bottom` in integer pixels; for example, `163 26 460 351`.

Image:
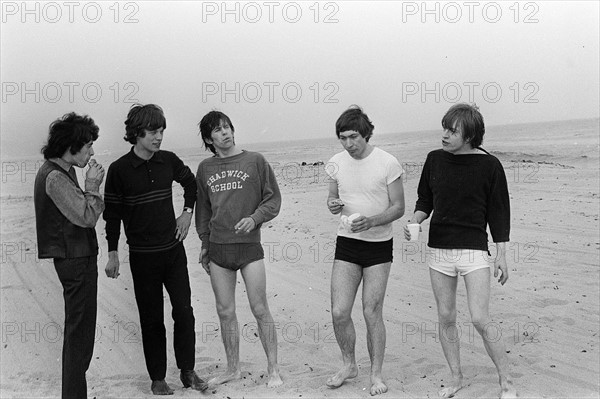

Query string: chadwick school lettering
206 170 250 192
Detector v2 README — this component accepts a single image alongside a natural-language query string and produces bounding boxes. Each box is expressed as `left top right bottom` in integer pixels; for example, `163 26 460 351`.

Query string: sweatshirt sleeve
195 162 212 249
414 153 433 216
487 160 511 242
250 156 281 225
103 163 123 252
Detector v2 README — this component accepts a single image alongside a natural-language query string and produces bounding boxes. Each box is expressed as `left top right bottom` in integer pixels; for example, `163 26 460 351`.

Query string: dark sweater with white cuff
415 149 510 251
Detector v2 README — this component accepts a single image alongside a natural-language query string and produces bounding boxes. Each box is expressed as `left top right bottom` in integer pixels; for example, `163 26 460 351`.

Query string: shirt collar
49 157 73 172
128 147 165 168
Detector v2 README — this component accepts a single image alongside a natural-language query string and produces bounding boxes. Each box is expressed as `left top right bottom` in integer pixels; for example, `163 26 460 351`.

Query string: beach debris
301 160 324 166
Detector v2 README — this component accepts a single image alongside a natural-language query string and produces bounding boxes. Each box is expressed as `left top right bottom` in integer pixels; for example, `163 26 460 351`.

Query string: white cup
342 213 361 233
407 223 420 241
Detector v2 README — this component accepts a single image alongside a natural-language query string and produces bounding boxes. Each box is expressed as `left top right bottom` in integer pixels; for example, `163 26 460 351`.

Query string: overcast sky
1 1 598 157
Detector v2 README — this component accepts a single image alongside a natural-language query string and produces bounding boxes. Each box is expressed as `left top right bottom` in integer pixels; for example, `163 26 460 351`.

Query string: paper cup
347 213 361 223
407 223 420 241
343 213 361 233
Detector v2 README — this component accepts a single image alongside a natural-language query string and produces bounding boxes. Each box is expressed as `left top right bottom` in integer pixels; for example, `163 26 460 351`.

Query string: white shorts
427 248 491 277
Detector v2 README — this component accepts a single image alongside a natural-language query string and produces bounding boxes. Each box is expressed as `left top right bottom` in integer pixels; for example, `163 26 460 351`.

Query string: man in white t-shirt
324 105 405 396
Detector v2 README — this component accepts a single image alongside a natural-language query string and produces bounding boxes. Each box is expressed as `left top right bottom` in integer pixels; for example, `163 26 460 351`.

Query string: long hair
123 104 167 144
198 111 235 154
41 112 99 159
441 103 485 148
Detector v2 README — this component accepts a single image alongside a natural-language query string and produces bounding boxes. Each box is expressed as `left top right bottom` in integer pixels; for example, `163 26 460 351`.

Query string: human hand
494 255 509 285
199 248 210 275
327 198 344 215
234 217 256 235
85 160 105 183
105 251 120 279
349 214 373 232
403 222 421 241
175 212 192 241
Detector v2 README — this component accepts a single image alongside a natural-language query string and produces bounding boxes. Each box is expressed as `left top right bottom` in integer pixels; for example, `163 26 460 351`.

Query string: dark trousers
54 256 98 399
129 243 196 380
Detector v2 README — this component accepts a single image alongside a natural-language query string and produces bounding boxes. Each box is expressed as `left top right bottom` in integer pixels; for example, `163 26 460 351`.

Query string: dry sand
1 119 599 398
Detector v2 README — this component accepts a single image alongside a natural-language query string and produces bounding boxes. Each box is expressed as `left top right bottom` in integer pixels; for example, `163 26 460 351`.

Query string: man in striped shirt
103 104 207 395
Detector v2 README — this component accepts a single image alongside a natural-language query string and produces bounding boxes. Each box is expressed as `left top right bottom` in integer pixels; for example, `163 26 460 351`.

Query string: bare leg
429 268 464 398
208 262 242 387
326 260 362 388
464 268 517 398
362 262 391 396
240 260 283 388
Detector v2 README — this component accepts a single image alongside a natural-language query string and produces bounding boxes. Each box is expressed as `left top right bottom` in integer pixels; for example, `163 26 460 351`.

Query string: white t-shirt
326 147 404 242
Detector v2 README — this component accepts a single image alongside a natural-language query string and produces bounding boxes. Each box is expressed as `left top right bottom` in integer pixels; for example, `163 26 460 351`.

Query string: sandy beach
1 118 598 398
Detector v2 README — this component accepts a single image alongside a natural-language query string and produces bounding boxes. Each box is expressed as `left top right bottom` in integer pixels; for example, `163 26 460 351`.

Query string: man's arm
488 161 511 285
326 181 344 214
195 163 212 250
194 163 212 274
350 177 405 232
46 169 105 228
487 160 511 243
494 241 509 285
173 155 198 241
249 159 281 225
103 164 123 279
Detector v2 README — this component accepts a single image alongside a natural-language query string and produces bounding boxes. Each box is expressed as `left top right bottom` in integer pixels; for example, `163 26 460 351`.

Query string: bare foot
500 381 518 398
370 376 388 396
267 368 283 388
326 364 358 388
207 369 242 388
151 379 174 395
439 375 464 398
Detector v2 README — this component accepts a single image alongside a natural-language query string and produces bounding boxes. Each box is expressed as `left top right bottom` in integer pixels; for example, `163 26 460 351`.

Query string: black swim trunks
334 236 393 267
208 242 264 271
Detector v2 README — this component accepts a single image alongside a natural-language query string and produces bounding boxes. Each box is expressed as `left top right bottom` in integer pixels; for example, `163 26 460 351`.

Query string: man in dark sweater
34 112 105 399
103 104 207 395
404 103 517 398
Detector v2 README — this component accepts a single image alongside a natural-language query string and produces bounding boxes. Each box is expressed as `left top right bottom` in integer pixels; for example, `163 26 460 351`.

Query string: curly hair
41 112 99 160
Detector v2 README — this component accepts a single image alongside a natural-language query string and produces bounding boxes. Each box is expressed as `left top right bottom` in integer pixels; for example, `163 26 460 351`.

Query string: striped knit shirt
103 148 197 253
